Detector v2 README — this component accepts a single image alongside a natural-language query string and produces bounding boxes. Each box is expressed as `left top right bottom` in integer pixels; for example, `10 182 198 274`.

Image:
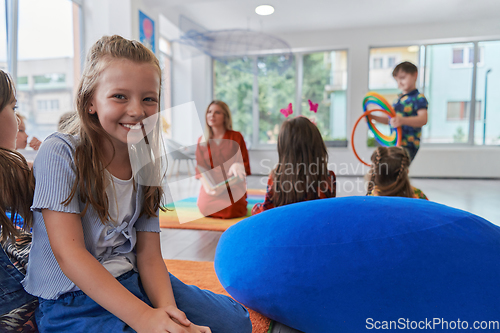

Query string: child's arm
43 210 200 333
251 174 275 215
136 231 177 309
390 109 428 128
136 231 210 332
369 114 390 124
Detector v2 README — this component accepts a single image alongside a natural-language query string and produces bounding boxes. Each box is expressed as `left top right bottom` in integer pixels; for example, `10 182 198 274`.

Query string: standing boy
372 61 428 161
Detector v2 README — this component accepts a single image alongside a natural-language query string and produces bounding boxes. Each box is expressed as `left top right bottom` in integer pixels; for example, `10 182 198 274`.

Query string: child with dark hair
367 146 428 199
371 61 428 161
252 116 336 214
0 69 38 332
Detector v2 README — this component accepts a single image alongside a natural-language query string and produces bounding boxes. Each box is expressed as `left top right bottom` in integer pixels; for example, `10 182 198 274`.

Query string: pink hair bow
308 99 319 113
280 103 293 117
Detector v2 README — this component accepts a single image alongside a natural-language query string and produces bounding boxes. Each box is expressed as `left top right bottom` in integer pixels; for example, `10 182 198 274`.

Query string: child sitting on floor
366 146 428 199
252 116 336 215
0 69 37 332
22 35 250 333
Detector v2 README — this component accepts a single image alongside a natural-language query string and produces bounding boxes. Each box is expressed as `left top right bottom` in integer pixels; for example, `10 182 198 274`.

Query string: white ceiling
144 0 500 34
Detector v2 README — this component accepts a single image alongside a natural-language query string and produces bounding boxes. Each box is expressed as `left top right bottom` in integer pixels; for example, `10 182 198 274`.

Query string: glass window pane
468 47 474 64
17 0 80 143
388 56 396 68
257 54 295 144
214 57 254 145
453 48 464 64
373 57 383 69
0 0 6 71
474 40 500 145
423 43 474 143
301 50 347 141
368 46 420 146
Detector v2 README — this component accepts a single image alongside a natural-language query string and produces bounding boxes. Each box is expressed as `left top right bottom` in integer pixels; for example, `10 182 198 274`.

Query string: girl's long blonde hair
0 70 33 240
63 35 166 222
367 146 412 198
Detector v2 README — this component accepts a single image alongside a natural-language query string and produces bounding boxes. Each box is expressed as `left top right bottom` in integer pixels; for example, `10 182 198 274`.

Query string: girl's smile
90 58 160 149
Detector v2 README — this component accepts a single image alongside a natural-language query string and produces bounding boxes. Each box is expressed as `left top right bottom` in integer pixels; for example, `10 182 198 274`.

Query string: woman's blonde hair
63 35 166 222
367 146 412 198
204 100 233 139
0 70 33 240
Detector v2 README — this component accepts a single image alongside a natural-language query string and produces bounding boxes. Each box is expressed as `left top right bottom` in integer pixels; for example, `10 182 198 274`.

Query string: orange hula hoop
351 109 398 167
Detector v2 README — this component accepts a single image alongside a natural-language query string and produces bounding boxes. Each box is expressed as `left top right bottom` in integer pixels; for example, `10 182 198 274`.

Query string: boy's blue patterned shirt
393 89 428 151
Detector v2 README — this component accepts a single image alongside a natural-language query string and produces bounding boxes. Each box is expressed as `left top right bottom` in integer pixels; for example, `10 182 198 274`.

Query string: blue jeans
36 270 251 333
0 247 36 316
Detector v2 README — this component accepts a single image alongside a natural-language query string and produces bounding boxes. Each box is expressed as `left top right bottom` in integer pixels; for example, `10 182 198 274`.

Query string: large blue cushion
214 196 500 332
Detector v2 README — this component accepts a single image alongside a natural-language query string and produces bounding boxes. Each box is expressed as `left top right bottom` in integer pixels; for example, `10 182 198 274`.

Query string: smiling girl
22 36 250 333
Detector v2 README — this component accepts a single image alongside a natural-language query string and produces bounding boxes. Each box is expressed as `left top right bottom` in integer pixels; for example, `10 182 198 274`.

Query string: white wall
170 44 213 146
83 0 132 49
82 0 160 60
245 18 500 178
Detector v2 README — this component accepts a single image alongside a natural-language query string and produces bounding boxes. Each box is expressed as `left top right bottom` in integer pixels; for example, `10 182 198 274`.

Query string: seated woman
196 101 251 219
0 69 37 332
366 146 428 199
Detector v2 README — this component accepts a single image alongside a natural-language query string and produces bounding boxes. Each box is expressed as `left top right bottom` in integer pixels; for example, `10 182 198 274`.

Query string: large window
14 0 81 142
302 50 347 141
258 55 295 144
214 57 254 145
369 42 498 146
424 43 474 143
214 50 348 148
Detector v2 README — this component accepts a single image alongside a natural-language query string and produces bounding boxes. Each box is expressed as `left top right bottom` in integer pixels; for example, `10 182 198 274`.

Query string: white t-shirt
97 171 137 277
67 172 137 292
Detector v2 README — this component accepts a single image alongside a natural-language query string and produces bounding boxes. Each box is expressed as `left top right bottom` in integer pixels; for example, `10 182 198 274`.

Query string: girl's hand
164 305 191 327
137 307 210 333
172 316 211 333
187 324 211 333
228 163 246 180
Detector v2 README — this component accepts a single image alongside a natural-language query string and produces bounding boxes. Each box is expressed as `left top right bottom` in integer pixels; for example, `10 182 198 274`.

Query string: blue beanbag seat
214 196 500 332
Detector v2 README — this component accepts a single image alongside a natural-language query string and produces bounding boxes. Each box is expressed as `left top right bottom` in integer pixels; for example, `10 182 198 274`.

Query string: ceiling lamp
255 5 275 16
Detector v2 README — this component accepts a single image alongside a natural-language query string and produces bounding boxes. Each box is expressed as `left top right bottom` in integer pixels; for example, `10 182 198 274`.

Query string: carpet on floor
159 189 265 231
164 259 271 333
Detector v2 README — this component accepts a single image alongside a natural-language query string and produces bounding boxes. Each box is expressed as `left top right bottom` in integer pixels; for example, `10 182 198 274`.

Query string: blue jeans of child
0 247 36 316
35 270 252 333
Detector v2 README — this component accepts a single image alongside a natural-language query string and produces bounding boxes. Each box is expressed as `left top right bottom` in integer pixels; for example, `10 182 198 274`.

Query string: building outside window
6 0 82 141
